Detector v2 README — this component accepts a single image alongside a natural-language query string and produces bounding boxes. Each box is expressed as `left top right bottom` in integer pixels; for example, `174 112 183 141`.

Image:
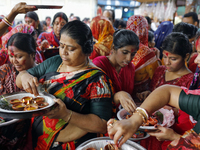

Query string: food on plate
132 130 145 138
104 144 119 150
126 114 158 126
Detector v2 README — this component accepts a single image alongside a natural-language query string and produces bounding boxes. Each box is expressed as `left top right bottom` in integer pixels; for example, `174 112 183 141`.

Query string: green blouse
179 90 200 134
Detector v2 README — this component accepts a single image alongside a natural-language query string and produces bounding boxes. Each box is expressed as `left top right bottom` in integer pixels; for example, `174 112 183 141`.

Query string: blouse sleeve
179 90 200 133
88 74 113 121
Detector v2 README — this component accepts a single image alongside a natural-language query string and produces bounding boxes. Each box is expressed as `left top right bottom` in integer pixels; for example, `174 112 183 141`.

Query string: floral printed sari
32 68 113 150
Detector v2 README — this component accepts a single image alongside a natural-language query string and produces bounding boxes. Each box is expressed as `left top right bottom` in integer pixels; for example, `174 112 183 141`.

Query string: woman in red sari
126 15 159 100
137 32 194 150
89 16 115 60
93 29 139 114
36 12 68 51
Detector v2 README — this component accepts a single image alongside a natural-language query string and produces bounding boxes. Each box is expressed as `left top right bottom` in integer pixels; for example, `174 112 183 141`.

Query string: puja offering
76 137 146 150
117 108 175 132
0 92 56 119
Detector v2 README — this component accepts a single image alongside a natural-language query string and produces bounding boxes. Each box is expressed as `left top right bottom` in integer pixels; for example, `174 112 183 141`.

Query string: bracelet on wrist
3 17 13 26
136 107 149 120
133 110 146 123
65 110 73 124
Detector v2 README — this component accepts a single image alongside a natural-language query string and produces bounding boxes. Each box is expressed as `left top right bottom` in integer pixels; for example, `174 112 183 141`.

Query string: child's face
148 37 155 48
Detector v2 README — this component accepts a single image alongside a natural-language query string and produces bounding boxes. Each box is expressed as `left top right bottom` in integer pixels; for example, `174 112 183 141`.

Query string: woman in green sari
16 20 113 150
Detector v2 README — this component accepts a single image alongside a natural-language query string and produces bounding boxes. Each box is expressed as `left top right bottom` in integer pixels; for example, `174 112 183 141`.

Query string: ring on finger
108 123 113 127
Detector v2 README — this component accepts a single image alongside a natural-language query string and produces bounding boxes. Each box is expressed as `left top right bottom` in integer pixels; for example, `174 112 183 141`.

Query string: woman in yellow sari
89 16 115 60
126 15 159 101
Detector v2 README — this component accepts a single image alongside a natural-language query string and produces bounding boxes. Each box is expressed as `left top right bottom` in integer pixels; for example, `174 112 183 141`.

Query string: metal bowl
0 91 56 119
0 118 20 127
76 137 146 150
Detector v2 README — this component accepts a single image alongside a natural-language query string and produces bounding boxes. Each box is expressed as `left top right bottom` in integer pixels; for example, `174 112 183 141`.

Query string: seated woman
24 11 43 37
107 85 200 149
16 20 113 149
93 29 139 113
89 16 115 60
37 12 68 51
0 32 37 149
137 33 194 150
0 24 43 66
126 15 159 100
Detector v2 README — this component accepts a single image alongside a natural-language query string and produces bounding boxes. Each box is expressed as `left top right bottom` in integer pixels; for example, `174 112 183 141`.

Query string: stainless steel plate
0 91 56 119
76 137 146 150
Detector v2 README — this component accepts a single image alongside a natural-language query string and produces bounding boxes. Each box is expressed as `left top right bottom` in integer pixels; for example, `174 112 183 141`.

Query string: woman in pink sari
89 16 115 60
126 15 159 101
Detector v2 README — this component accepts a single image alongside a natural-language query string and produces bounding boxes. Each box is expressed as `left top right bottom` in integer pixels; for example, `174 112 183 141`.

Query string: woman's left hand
45 99 71 120
114 91 136 114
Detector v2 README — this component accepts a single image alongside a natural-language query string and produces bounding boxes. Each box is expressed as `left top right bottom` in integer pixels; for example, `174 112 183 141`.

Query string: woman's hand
136 91 151 101
107 113 143 147
40 40 50 51
11 2 38 15
20 71 39 96
114 91 136 114
46 99 71 121
148 125 181 141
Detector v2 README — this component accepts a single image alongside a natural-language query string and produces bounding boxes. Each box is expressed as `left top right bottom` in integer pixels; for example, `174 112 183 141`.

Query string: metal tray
0 91 56 119
0 118 20 127
76 137 146 150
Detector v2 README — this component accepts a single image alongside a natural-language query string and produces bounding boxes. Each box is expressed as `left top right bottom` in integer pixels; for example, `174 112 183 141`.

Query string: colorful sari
92 56 135 96
89 16 115 60
30 67 113 150
140 65 194 150
37 30 60 50
0 24 43 65
127 15 159 98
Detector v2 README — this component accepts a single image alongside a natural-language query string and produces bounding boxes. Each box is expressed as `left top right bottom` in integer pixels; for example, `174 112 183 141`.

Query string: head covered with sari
1 24 35 50
154 21 173 58
89 16 115 59
126 15 148 46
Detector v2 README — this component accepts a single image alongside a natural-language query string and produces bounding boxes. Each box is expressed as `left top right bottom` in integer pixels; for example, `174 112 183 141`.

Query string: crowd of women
0 2 200 150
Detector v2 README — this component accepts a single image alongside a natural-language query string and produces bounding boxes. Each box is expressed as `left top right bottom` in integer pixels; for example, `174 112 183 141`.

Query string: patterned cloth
126 15 159 97
32 68 113 150
0 24 43 65
89 16 115 60
0 63 22 94
140 65 195 150
37 31 60 50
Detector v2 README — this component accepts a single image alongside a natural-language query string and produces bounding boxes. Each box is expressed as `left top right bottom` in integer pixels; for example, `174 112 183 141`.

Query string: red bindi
9 46 14 56
164 51 169 56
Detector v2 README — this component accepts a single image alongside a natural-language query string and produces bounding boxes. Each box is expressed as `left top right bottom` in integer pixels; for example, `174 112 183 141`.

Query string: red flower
64 87 74 99
44 117 59 131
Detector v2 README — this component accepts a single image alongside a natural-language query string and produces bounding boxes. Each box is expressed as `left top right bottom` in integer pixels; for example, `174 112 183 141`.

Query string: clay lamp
85 148 97 150
104 144 116 150
12 103 26 111
21 96 33 104
24 100 38 111
33 97 45 104
38 102 49 108
10 99 22 105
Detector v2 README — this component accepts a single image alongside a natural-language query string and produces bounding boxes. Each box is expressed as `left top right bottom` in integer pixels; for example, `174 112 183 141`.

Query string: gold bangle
4 17 13 26
136 109 148 121
133 111 146 123
136 107 149 120
65 110 73 124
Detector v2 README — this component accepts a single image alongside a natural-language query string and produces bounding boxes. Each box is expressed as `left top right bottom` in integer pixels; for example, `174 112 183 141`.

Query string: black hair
145 16 151 25
113 29 139 50
82 18 90 22
195 30 200 40
183 12 199 23
45 16 51 20
74 16 80 21
60 20 93 55
173 22 198 39
41 20 47 26
52 12 68 25
162 32 192 59
7 33 36 55
114 19 126 29
148 30 154 42
24 11 43 36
